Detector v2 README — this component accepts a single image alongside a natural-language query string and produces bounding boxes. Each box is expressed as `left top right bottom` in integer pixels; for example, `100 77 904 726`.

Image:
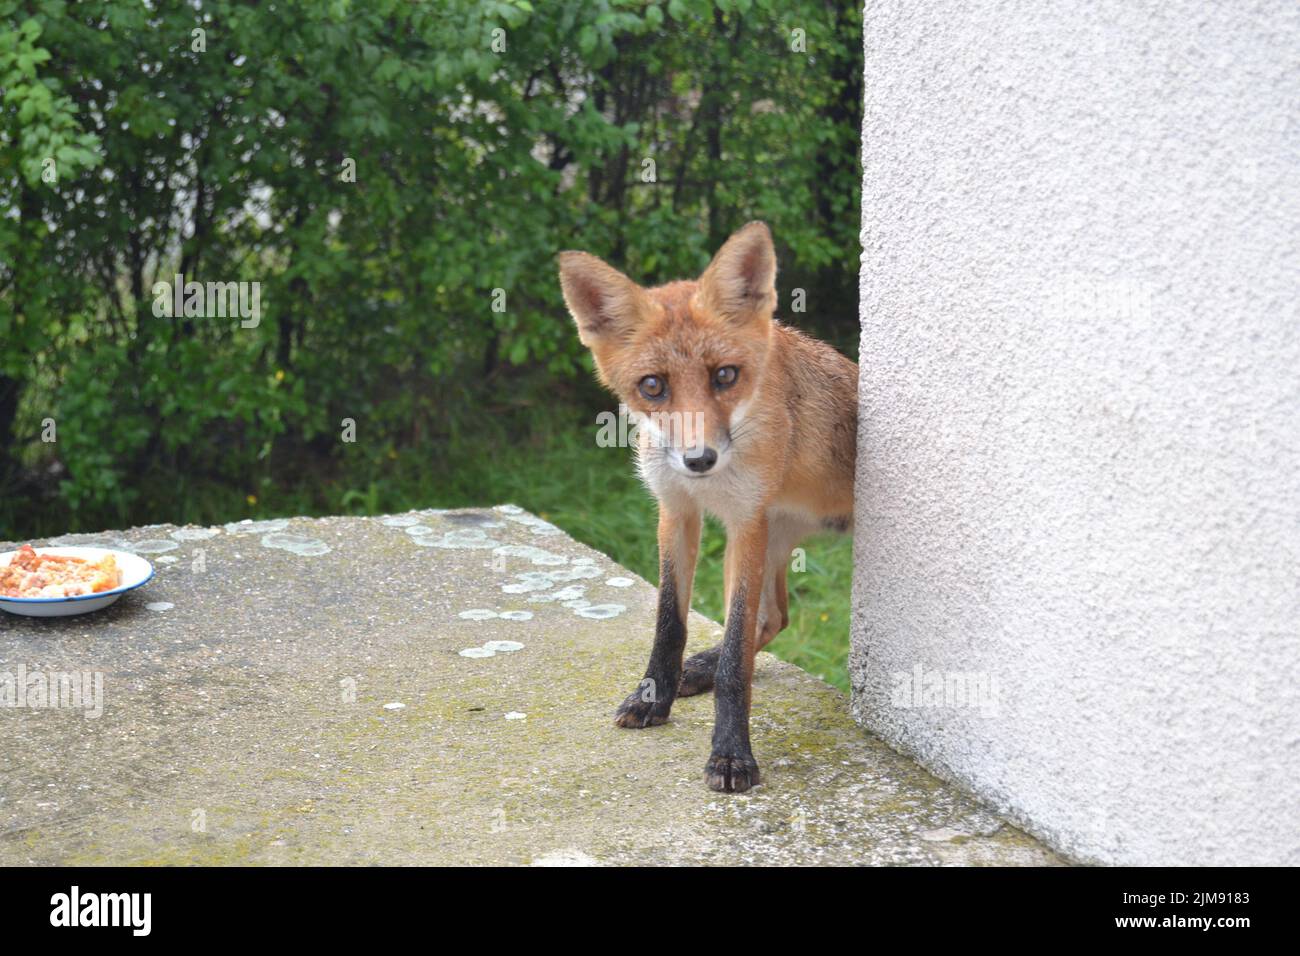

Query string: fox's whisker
729 423 756 446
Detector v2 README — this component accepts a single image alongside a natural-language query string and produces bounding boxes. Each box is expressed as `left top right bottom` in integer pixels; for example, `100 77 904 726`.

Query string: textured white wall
851 0 1299 865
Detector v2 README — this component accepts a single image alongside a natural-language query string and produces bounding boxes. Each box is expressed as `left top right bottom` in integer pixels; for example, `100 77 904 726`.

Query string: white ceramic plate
0 547 155 618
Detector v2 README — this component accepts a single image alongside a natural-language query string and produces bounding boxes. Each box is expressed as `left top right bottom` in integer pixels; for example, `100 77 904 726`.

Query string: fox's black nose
684 446 718 473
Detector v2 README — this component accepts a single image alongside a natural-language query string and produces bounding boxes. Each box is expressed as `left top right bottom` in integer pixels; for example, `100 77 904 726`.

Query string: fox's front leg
705 514 767 792
614 503 700 728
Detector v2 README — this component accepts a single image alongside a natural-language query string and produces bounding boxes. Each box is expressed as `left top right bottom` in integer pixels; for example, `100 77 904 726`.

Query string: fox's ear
557 251 650 347
696 221 777 324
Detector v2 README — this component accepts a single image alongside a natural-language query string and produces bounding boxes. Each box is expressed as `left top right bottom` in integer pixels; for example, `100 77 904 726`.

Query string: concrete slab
0 509 1063 865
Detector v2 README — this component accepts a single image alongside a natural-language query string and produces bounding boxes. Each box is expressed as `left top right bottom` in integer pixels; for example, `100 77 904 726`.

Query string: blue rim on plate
0 553 155 603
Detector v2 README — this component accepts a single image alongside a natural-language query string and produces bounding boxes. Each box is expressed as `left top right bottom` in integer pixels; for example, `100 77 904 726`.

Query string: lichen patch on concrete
170 527 222 542
409 528 500 550
122 539 180 555
261 532 332 557
574 604 626 620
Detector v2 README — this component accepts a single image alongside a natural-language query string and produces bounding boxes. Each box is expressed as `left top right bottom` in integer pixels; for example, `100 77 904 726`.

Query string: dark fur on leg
706 585 760 792
677 646 720 697
614 557 686 728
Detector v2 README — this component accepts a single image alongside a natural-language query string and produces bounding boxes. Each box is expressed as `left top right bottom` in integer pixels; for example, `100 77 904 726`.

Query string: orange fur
558 222 857 793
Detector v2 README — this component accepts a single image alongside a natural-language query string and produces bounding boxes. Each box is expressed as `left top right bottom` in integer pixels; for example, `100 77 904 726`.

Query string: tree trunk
0 373 20 490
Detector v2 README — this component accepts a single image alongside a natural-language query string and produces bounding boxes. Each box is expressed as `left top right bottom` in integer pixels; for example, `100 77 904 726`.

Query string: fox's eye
639 375 666 400
714 366 739 389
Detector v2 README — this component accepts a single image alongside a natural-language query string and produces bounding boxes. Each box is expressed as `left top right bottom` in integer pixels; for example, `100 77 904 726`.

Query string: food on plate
0 545 122 598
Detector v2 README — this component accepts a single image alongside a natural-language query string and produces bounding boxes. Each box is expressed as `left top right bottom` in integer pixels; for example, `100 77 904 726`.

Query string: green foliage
0 0 862 584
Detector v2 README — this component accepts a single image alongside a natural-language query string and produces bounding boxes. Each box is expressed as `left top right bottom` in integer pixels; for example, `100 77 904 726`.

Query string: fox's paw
704 752 761 793
613 687 674 729
677 647 720 698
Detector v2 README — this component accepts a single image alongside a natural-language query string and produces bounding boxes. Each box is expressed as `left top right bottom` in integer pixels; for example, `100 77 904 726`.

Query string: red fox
557 222 858 793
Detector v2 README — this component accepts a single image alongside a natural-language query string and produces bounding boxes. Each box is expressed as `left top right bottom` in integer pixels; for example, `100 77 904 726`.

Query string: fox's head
557 222 777 479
